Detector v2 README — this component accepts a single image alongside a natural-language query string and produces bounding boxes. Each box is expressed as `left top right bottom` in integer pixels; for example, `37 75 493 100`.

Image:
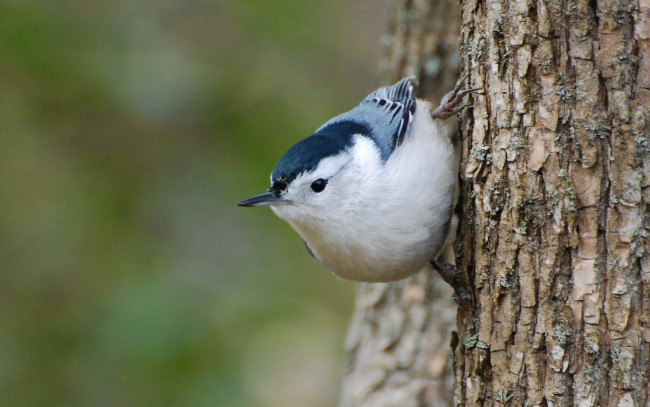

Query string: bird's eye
310 178 327 193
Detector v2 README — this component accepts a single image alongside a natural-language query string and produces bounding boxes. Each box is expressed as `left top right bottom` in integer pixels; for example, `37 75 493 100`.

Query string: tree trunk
454 0 650 404
339 0 650 405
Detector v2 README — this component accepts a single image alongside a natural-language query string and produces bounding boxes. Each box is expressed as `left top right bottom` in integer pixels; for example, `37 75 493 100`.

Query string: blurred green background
0 1 387 406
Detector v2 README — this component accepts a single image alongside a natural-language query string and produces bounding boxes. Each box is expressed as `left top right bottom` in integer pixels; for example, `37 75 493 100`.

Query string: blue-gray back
317 77 417 161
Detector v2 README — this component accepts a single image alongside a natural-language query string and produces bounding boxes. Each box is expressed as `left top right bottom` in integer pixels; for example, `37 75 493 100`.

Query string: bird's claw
431 74 481 120
430 260 473 310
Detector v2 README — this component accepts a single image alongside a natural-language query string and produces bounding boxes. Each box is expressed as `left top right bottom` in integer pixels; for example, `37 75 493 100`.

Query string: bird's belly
298 223 437 282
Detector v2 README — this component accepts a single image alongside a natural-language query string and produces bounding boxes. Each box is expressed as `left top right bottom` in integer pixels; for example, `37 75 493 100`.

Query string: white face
271 135 382 223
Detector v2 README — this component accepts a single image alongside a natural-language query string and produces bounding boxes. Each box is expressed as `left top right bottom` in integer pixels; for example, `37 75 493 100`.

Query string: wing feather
366 77 417 148
315 77 418 162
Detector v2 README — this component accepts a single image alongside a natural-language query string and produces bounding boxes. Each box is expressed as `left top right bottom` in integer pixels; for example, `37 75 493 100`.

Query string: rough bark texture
339 0 650 406
337 1 462 406
338 273 457 407
454 0 650 403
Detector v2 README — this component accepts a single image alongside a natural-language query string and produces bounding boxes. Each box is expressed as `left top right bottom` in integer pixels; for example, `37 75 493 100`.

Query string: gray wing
317 77 418 162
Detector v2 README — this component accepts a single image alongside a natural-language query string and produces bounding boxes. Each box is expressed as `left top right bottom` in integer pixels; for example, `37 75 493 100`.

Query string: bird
239 76 476 289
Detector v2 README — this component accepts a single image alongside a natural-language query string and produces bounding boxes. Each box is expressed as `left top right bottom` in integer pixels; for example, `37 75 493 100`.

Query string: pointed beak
238 191 290 207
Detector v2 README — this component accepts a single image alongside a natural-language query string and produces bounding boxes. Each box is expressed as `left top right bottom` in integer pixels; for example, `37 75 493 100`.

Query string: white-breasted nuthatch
239 77 476 290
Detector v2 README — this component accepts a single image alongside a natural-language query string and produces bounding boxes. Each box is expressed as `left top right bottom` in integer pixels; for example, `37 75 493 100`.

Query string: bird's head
239 122 382 225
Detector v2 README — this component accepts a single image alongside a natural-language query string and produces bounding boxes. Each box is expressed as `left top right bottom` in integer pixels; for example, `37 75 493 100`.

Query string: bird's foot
430 260 472 310
431 74 481 120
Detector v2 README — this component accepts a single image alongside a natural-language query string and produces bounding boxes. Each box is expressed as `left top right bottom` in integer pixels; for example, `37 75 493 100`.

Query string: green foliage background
0 1 385 406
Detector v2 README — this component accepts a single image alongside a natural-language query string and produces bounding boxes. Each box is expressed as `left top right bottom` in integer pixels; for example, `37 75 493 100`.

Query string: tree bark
339 0 650 405
454 0 650 404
